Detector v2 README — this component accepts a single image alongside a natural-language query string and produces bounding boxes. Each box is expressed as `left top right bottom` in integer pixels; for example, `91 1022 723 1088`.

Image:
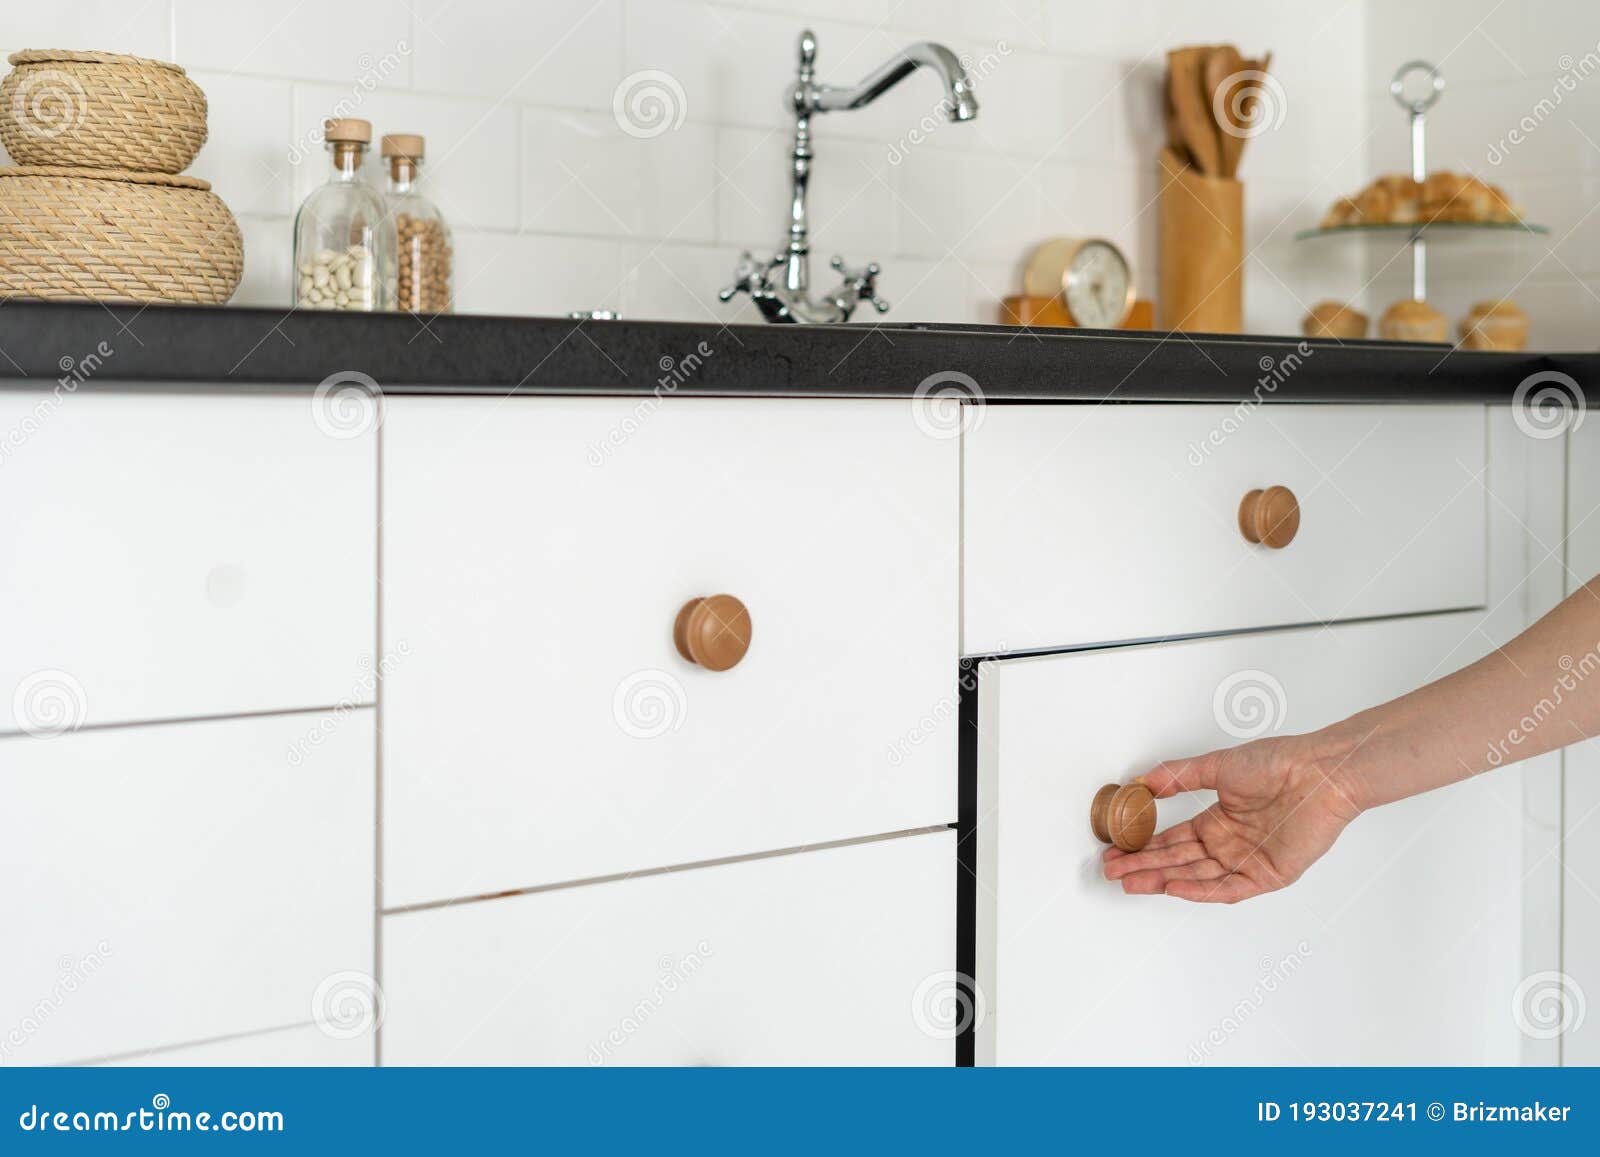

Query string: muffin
1459 299 1529 351
1378 299 1449 343
1302 301 1368 340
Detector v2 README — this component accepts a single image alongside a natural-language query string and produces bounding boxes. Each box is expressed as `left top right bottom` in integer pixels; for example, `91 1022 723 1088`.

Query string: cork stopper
323 118 372 144
381 133 425 159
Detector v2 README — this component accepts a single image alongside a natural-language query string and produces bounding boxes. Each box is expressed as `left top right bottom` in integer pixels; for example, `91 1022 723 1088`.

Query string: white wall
1365 0 1600 349
7 1 1369 331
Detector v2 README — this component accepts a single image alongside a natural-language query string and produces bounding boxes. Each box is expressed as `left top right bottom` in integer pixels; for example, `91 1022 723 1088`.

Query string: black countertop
0 299 1591 402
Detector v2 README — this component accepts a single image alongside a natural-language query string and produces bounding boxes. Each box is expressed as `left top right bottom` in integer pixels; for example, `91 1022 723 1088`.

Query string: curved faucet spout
809 41 979 121
719 29 979 324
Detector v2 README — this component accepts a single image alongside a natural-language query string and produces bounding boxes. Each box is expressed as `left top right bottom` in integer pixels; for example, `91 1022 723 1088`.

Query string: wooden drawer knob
1238 485 1300 549
1090 782 1157 852
673 594 752 671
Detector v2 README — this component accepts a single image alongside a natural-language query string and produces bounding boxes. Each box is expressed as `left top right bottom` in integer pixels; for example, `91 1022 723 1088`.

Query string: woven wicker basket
0 166 242 304
0 50 208 173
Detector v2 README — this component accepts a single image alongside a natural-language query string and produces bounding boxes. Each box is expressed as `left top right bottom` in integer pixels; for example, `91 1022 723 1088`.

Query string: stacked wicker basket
0 50 242 304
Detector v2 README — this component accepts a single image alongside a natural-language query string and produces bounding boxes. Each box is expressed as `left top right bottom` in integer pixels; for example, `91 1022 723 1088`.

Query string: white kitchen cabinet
383 830 956 1065
1564 420 1600 1065
0 713 374 1065
964 404 1486 653
0 388 375 732
382 398 959 907
975 612 1524 1065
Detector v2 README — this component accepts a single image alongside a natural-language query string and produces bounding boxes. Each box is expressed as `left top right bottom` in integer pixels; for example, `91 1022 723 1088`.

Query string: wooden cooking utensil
1207 44 1246 178
1166 46 1220 176
1231 51 1272 176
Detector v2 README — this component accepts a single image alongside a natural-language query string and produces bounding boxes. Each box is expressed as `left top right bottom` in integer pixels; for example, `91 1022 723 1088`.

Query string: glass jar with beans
292 118 396 311
382 134 453 315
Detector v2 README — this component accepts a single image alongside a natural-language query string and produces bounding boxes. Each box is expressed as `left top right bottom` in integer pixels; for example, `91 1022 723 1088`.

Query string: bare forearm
1328 576 1600 811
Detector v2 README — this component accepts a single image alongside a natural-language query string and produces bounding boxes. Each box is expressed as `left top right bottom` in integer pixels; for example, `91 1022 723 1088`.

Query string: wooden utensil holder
1158 147 1243 333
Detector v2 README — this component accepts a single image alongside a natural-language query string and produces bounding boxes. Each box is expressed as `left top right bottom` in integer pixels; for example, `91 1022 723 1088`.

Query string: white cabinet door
382 398 958 906
964 404 1486 652
0 713 374 1065
1565 421 1600 1065
0 388 375 732
976 612 1524 1065
383 831 955 1065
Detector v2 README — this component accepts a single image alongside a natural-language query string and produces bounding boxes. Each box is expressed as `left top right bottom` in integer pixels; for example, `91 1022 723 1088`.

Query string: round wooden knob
673 594 752 671
1238 485 1300 549
1090 782 1157 852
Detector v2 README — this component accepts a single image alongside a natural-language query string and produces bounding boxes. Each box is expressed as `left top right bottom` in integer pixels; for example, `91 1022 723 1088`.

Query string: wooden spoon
1207 44 1246 178
1167 46 1220 176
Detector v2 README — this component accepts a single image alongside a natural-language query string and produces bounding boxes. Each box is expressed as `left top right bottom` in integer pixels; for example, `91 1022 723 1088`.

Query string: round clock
1022 237 1136 328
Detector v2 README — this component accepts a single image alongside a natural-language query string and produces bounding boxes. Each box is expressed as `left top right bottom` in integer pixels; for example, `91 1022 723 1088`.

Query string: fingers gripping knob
1090 782 1158 852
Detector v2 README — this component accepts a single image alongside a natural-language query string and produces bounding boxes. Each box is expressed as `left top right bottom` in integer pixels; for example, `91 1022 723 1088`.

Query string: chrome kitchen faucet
718 29 979 324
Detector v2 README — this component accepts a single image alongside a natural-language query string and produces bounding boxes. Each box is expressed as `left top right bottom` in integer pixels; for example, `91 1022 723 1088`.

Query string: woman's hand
1102 732 1367 903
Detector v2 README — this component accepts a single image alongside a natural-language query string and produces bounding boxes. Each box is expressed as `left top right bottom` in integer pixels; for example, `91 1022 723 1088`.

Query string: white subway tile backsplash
716 126 897 257
37 0 1600 342
410 0 623 111
187 73 295 218
291 85 519 230
0 0 171 60
232 215 294 309
521 109 717 242
451 231 622 317
618 242 755 323
173 0 413 84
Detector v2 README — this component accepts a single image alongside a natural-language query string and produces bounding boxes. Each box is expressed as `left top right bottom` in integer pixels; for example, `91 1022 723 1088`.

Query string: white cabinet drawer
0 713 373 1065
0 388 375 732
975 612 1522 1065
384 830 955 1065
963 404 1486 652
382 398 958 906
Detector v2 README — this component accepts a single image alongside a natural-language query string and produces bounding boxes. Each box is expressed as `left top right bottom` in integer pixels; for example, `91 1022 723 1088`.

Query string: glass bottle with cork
293 118 396 311
382 134 453 314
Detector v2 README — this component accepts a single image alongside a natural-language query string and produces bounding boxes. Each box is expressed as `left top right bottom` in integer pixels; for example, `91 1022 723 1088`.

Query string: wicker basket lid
0 164 211 190
7 49 188 75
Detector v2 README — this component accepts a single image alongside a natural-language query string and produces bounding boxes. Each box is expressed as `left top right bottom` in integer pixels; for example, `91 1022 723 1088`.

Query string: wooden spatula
1207 45 1246 178
1167 46 1220 176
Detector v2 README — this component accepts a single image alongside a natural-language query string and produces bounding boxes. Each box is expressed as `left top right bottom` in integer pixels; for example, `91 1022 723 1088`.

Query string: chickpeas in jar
381 134 453 314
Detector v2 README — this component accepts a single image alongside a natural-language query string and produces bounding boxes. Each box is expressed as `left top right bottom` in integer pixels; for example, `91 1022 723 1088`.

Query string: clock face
1062 241 1132 328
